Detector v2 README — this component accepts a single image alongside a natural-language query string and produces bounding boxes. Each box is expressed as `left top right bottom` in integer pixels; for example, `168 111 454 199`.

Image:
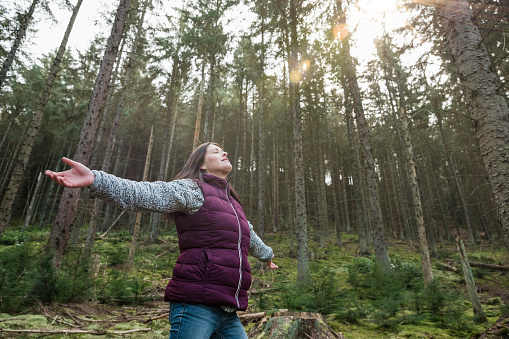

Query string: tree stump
248 311 346 339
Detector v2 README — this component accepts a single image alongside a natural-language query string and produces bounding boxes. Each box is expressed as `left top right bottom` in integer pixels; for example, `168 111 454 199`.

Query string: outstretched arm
45 157 204 214
248 221 278 270
45 157 95 188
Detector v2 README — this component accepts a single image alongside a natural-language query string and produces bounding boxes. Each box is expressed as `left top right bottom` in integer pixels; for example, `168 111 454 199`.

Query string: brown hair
175 142 243 206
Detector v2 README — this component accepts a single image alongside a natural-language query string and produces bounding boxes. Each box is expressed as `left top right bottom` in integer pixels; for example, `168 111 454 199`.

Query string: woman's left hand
266 255 278 269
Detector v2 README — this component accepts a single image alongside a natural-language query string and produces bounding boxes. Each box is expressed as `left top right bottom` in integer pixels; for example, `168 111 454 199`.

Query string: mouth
222 158 229 162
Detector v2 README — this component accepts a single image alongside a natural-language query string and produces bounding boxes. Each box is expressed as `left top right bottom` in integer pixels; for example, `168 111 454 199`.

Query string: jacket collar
202 173 229 190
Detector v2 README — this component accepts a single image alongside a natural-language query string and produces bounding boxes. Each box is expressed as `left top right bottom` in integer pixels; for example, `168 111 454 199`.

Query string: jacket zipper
225 181 243 308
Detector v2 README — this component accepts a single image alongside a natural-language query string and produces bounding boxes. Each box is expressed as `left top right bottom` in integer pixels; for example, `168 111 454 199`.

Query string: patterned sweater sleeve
248 221 273 262
88 170 204 214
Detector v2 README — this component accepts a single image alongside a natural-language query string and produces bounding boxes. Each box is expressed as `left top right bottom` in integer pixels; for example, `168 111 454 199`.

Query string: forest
1 0 509 337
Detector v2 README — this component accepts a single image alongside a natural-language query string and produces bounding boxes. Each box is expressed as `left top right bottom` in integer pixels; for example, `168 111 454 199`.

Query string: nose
223 151 228 157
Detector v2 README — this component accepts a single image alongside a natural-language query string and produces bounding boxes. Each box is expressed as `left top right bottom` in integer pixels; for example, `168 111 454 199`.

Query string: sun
345 0 408 62
359 0 401 17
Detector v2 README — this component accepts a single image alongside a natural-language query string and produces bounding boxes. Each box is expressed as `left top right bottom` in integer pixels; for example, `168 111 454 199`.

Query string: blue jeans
168 302 248 339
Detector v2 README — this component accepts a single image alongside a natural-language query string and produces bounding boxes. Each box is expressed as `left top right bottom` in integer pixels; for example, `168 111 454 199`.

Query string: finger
45 171 59 183
61 157 79 168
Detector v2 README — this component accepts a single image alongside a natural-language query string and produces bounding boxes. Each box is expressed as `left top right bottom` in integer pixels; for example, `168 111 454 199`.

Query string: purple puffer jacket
163 174 251 310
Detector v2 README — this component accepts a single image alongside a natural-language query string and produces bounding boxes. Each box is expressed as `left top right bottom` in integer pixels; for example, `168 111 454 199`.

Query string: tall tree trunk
249 101 255 212
344 93 369 255
273 134 279 233
0 0 83 235
231 80 243 185
456 237 487 323
151 99 181 241
328 124 343 245
436 0 509 252
90 36 127 169
257 14 266 240
337 0 390 270
203 59 215 141
193 65 206 150
86 0 148 256
127 125 154 268
397 92 434 283
39 152 66 228
23 171 44 230
436 111 476 244
47 0 132 267
0 0 40 89
164 101 180 181
289 0 310 283
0 121 12 154
0 127 27 203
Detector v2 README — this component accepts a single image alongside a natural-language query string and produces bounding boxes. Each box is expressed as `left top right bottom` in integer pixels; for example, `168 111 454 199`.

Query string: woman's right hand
45 157 95 188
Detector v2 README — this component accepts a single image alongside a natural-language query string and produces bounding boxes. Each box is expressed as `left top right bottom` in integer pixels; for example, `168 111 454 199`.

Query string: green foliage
279 264 342 315
98 269 153 304
422 278 446 315
103 243 128 266
0 243 95 313
32 251 93 304
0 243 38 312
0 229 27 245
420 278 470 333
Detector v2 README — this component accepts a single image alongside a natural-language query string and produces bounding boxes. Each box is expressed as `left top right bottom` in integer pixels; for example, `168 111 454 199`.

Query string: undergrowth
0 226 507 338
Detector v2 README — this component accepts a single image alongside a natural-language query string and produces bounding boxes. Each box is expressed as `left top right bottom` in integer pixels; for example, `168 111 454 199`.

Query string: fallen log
446 260 509 271
0 328 151 335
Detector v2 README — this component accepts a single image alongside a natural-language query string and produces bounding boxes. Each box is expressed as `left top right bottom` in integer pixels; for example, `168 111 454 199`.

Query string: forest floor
1 227 508 338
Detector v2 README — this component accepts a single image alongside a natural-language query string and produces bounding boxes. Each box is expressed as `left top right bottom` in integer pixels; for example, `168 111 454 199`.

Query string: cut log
248 311 345 339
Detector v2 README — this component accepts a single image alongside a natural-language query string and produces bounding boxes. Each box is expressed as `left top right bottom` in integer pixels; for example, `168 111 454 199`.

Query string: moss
0 314 48 329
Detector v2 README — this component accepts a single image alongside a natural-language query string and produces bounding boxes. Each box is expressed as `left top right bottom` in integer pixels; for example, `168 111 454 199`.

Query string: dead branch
142 312 169 323
436 262 459 273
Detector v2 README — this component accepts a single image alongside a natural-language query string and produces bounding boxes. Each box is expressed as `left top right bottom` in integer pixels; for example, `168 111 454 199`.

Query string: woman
45 142 278 339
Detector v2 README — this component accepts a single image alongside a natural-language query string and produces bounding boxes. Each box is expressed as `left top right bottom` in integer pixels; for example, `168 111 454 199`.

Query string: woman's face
200 144 232 179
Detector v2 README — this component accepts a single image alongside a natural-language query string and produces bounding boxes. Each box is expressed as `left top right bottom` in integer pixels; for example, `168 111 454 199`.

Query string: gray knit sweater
89 170 273 263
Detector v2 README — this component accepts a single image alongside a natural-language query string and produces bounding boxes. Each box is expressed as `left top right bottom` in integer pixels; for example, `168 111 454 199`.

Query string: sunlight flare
333 23 349 40
301 59 311 72
290 69 301 84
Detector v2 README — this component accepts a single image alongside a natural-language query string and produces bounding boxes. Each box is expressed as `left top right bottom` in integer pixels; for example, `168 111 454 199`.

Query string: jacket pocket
174 249 211 281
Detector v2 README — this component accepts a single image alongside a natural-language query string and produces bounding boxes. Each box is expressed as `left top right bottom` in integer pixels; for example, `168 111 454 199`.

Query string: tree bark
397 99 434 283
193 65 206 150
86 0 148 256
47 0 132 267
456 237 487 323
436 0 509 253
289 0 310 283
257 11 266 240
